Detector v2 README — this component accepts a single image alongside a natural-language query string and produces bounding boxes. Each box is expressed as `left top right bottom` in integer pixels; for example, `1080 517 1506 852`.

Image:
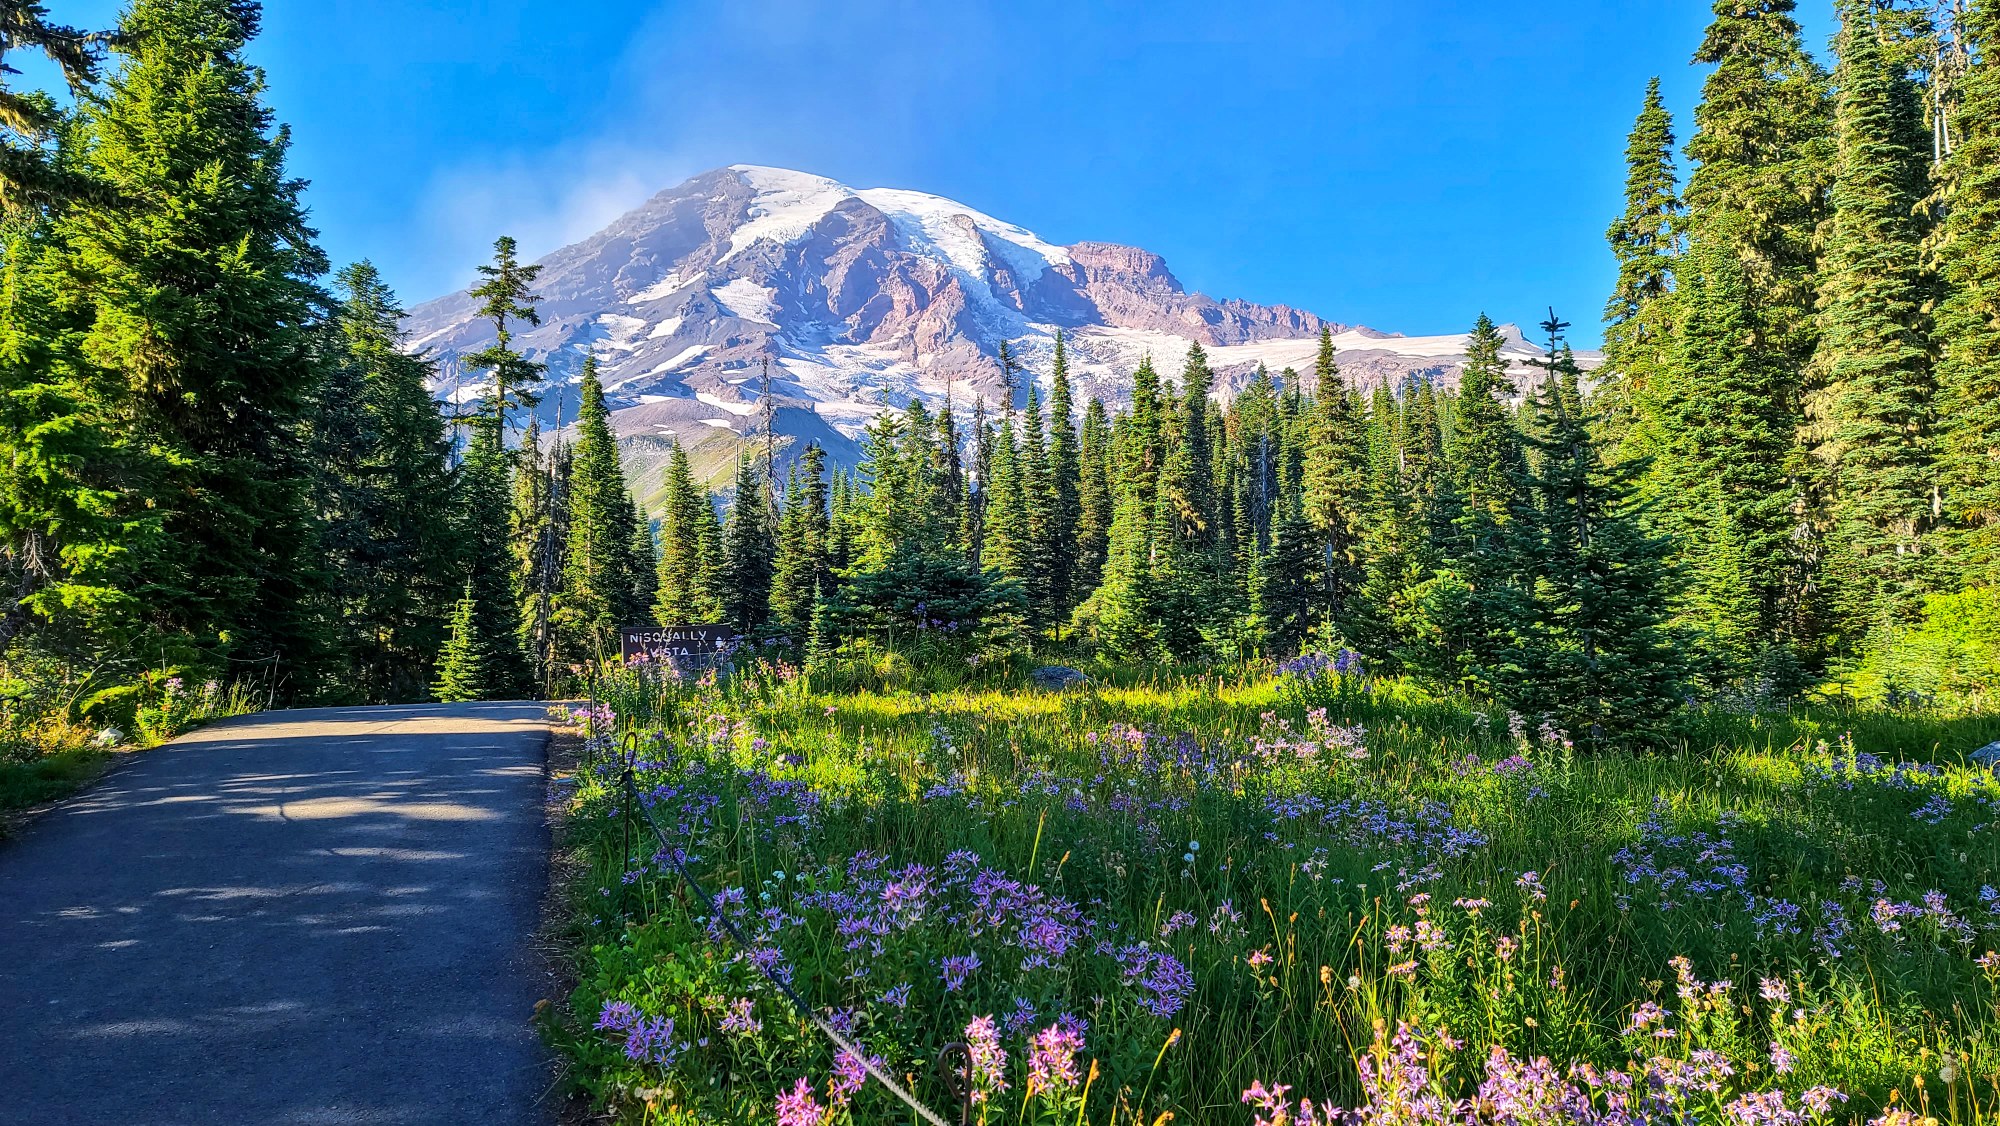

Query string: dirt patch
532 722 605 1126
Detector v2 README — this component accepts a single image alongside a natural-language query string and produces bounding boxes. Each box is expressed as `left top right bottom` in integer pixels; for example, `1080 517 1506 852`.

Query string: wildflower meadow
538 656 2000 1126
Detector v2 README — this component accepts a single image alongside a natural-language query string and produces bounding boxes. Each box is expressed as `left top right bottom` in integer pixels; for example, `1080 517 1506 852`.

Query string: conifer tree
1809 0 1940 628
512 418 566 684
1301 330 1371 633
1046 332 1083 613
1440 316 1531 695
1156 345 1215 556
1652 228 1797 668
458 422 530 696
771 443 831 629
654 442 721 624
623 495 657 620
32 0 331 684
462 236 544 443
1683 0 1833 372
1935 0 2000 582
964 398 993 569
933 399 965 557
1602 78 1683 455
432 584 487 703
720 454 773 633
307 262 459 701
1019 383 1057 620
557 356 636 660
1515 331 1682 744
1075 396 1113 598
0 4 107 214
981 408 1037 617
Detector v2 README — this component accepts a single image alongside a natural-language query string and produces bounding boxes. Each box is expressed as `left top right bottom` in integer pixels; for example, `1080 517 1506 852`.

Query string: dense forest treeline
0 0 1995 745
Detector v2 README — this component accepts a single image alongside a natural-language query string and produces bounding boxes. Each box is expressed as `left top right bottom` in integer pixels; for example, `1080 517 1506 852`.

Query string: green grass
0 747 113 822
543 664 2000 1126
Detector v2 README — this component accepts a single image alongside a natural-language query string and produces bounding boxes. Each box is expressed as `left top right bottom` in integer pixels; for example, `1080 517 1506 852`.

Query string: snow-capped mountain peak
404 165 1593 493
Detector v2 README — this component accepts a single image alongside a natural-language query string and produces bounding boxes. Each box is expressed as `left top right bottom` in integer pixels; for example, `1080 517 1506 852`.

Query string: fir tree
0 3 108 213
771 442 831 630
307 262 459 701
32 0 331 685
1653 227 1799 667
623 495 657 620
654 442 721 624
431 583 487 703
458 422 531 696
720 454 773 633
1301 330 1371 633
1253 512 1319 657
1602 78 1683 456
1683 0 1834 373
1046 332 1082 613
1442 315 1531 696
1809 0 1940 628
461 236 544 442
557 355 636 660
1935 0 2000 582
512 417 566 685
1075 396 1113 598
1515 321 1682 744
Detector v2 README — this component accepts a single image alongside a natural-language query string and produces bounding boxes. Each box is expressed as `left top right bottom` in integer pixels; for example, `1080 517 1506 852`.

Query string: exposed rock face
404 165 1596 499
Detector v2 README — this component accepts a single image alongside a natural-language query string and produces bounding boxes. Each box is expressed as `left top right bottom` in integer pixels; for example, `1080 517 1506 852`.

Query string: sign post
619 625 739 666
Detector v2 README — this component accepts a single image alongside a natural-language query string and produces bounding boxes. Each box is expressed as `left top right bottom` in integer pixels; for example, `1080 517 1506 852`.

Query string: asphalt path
0 702 553 1125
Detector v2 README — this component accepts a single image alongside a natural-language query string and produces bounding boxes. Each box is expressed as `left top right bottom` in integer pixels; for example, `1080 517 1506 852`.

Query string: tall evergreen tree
1515 329 1682 744
1935 0 2000 582
1046 332 1082 613
1019 382 1056 621
720 454 773 633
1809 0 1940 629
27 0 332 687
1683 0 1833 371
771 442 831 630
306 263 458 701
557 356 636 661
1652 228 1797 669
654 442 722 624
1075 396 1113 598
1602 78 1683 456
1301 330 1370 634
0 4 107 214
512 417 565 686
1440 316 1530 695
461 236 543 442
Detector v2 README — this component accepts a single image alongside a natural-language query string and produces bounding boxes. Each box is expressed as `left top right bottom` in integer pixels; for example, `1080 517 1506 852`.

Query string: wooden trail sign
619 625 739 665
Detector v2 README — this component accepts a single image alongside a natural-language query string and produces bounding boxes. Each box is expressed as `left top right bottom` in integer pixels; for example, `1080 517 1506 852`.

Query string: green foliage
545 665 2000 1126
720 455 772 634
1600 78 1682 455
1935 0 2000 583
655 441 724 625
1854 586 2000 704
557 356 639 661
1808 0 1940 629
431 584 487 703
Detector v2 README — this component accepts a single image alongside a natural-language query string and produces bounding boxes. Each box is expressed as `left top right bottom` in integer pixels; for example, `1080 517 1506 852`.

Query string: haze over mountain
404 165 1592 495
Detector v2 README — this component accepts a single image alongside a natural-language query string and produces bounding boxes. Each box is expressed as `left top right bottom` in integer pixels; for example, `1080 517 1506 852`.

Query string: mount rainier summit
403 165 1590 495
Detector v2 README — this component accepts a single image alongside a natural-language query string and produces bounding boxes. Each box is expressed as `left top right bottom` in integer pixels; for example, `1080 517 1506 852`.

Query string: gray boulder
1031 666 1088 691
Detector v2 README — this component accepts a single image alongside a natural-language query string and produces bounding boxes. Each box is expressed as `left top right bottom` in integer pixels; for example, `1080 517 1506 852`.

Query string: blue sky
41 1 1835 344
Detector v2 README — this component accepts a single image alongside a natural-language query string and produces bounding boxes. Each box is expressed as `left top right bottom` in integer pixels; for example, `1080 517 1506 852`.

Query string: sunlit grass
543 664 2000 1126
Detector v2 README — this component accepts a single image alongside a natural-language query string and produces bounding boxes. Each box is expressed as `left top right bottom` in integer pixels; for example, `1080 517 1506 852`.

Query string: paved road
0 702 553 1126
